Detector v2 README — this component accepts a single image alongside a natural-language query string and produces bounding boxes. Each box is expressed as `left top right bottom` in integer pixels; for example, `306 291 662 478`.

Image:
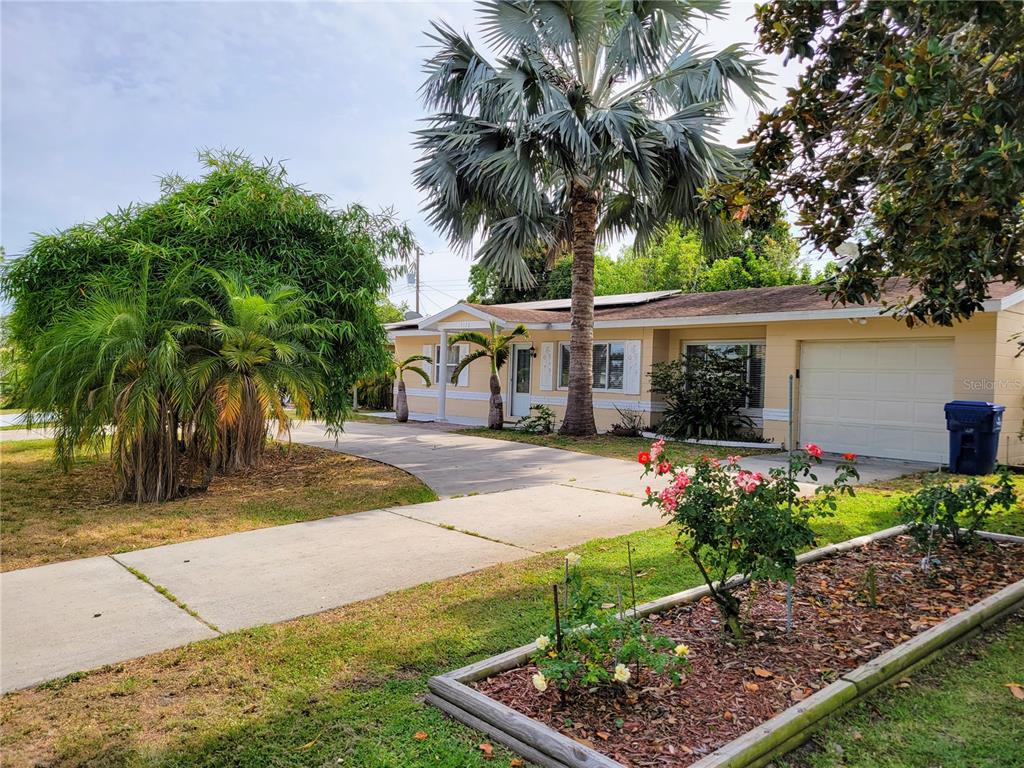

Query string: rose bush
530 552 689 696
642 443 858 639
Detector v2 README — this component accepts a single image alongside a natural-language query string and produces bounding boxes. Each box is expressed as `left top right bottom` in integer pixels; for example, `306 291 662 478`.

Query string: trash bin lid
944 400 1005 412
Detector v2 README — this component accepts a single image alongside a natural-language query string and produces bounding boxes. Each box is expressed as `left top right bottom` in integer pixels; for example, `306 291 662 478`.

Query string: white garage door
799 339 953 462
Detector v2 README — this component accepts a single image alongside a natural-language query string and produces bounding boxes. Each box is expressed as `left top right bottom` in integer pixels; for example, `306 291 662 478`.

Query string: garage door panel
914 343 954 369
914 372 953 396
876 372 911 395
839 343 877 368
802 396 839 419
839 371 877 395
801 344 839 368
799 339 952 462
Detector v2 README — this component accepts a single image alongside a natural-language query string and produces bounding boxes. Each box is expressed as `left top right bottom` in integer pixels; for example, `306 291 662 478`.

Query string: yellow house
387 283 1024 465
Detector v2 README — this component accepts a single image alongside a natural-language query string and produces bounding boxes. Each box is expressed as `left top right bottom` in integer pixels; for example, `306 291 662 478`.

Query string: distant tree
470 217 809 302
376 298 410 324
748 1 1024 325
467 251 553 304
415 0 766 435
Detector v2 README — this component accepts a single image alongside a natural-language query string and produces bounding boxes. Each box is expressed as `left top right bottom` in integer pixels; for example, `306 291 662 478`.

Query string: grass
456 428 779 463
0 439 436 571
784 617 1024 768
1 480 1021 767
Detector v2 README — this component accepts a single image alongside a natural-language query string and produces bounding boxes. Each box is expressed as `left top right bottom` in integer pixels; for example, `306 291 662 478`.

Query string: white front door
798 339 953 462
509 344 533 418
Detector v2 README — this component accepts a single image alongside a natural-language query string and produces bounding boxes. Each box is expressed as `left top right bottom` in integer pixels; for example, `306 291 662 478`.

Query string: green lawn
2 481 1021 767
456 428 779 463
785 617 1024 768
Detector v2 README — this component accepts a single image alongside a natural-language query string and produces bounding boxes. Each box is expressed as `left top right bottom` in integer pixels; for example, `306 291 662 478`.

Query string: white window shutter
457 343 470 387
623 340 642 395
539 342 554 391
422 344 434 384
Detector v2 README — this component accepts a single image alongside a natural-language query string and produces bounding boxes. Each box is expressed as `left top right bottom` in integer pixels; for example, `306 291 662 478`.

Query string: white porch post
438 329 448 421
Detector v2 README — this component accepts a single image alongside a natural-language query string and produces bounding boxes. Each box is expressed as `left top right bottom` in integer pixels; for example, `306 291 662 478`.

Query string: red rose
638 451 651 464
843 452 857 461
656 461 672 475
804 443 823 459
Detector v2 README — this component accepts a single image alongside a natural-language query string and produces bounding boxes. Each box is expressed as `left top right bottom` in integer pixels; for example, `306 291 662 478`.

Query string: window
435 344 464 386
683 342 765 408
558 342 626 391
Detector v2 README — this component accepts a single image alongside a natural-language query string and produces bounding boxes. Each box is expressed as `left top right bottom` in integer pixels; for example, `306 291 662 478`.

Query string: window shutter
623 340 642 395
539 342 554 390
457 343 470 387
422 344 434 384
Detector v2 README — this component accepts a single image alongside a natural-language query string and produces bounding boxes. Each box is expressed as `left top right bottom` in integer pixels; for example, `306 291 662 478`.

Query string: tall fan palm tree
391 353 433 422
415 0 765 435
183 272 330 474
448 320 528 429
22 259 195 502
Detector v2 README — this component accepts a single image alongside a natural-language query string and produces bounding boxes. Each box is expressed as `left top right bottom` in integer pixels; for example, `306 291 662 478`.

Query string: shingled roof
404 280 1022 331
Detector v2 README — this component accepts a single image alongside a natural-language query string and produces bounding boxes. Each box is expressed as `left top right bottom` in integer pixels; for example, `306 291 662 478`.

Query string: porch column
437 328 448 421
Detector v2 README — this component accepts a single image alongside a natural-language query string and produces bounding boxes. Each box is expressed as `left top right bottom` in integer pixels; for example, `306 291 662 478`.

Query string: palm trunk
560 183 599 436
396 379 409 422
488 372 503 430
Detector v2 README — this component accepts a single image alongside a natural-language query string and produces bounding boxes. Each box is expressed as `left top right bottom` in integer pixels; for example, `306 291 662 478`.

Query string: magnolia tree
641 441 858 639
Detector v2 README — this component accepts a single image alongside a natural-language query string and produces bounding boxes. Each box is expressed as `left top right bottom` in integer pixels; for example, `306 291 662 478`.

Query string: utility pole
415 250 420 315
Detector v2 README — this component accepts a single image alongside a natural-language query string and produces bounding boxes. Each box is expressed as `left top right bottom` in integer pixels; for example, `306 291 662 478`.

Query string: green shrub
516 404 555 434
649 350 753 440
899 467 1016 557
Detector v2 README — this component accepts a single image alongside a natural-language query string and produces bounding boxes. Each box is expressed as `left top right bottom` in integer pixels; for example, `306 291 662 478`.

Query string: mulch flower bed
475 535 1024 767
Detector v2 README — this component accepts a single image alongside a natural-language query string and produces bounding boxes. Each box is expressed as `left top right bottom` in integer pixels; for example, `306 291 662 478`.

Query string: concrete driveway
290 420 649 498
1 420 926 692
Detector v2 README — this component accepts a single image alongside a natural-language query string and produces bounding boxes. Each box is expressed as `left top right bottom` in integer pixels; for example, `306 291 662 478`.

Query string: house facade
387 283 1024 465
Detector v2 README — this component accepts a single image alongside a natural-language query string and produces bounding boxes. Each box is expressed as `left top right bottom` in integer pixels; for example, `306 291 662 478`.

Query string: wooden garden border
426 526 1024 768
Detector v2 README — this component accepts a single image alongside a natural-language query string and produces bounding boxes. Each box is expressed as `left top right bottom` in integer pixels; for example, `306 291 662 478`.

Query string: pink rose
650 438 665 462
804 443 823 459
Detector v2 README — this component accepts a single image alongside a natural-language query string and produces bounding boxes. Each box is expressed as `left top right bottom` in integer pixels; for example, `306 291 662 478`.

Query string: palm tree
448 321 528 429
183 272 328 474
392 354 432 422
415 0 765 435
21 259 195 502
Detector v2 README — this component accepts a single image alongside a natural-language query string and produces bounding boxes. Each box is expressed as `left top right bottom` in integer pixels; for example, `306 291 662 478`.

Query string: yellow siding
994 307 1024 464
391 307 1023 461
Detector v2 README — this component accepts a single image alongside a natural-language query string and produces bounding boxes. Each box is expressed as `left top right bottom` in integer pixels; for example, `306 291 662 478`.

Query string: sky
2 0 801 317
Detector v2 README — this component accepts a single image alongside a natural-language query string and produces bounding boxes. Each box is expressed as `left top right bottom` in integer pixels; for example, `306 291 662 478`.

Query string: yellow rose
531 672 548 693
535 635 550 651
613 663 631 683
675 643 690 658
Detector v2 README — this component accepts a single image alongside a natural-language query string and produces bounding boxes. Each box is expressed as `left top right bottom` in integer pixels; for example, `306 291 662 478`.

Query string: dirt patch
475 535 1024 767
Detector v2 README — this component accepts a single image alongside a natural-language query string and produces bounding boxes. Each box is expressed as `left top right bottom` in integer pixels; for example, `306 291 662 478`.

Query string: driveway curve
289 419 648 498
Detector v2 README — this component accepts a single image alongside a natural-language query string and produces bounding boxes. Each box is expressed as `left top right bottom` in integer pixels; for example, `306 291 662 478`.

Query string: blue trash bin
943 401 1005 475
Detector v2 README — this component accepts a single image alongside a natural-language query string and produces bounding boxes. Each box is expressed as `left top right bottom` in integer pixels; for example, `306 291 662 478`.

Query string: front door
509 344 533 418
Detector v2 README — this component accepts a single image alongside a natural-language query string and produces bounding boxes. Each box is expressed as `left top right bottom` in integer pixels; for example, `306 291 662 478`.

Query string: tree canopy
2 151 415 426
748 0 1024 325
468 218 811 304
